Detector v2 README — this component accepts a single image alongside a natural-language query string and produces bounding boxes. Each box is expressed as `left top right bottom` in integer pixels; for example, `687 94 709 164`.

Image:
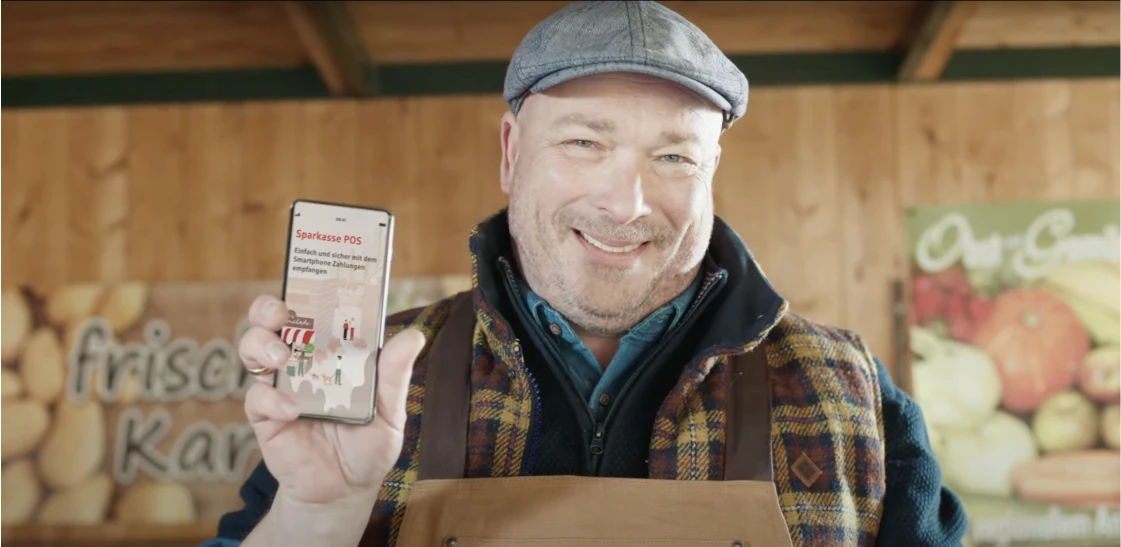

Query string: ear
712 143 722 172
499 111 519 195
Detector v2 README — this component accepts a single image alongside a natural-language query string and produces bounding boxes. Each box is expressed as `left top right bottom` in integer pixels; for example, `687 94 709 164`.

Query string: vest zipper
496 257 727 477
497 257 601 474
593 270 728 468
589 421 606 470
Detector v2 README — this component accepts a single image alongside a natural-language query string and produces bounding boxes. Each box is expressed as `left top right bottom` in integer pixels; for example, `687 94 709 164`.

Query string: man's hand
237 295 425 545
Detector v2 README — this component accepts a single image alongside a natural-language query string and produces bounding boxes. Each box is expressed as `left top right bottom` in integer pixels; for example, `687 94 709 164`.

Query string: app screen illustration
279 201 390 421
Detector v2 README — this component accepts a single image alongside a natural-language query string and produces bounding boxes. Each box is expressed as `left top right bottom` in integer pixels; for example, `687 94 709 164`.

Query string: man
205 2 968 546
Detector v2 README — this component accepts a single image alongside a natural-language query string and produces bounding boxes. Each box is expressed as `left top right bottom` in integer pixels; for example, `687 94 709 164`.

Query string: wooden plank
67 109 130 283
475 97 513 217
959 1 1121 49
952 81 1020 203
348 1 920 63
990 82 1076 204
182 105 246 281
712 88 783 288
64 110 105 283
1011 81 1076 201
2 111 26 286
1069 79 1121 199
96 111 130 284
356 99 421 278
1 1 308 76
413 97 483 276
896 84 967 209
8 110 72 293
781 88 842 326
300 100 361 205
126 106 188 281
281 1 370 96
242 102 305 279
1107 81 1121 198
714 87 842 326
833 85 901 373
898 1 980 81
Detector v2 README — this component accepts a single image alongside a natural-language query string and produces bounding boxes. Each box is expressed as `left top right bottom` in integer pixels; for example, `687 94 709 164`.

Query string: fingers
239 325 291 380
374 328 426 434
249 295 288 330
245 382 300 441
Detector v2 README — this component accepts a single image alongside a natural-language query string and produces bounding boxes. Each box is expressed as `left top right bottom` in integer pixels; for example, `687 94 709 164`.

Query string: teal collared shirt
522 274 703 418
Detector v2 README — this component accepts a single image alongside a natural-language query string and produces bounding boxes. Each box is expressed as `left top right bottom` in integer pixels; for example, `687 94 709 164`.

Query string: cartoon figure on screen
339 316 360 341
334 283 363 345
334 354 343 385
295 344 313 376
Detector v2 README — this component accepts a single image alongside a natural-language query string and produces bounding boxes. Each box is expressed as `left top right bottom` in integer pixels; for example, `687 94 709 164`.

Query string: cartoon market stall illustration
281 311 316 377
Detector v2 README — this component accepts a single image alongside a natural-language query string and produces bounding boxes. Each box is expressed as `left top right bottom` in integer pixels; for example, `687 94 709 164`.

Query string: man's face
500 73 724 335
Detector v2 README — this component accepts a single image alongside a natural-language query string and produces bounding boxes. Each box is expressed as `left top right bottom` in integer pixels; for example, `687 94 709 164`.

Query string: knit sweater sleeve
208 460 278 543
873 357 969 547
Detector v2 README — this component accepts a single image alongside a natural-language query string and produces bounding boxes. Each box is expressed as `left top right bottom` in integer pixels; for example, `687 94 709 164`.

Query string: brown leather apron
394 294 793 546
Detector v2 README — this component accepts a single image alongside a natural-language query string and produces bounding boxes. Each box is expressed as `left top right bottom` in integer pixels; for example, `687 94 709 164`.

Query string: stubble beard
508 194 677 337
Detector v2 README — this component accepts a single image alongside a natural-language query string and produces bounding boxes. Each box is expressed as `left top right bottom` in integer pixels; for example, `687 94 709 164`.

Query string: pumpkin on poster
972 287 1092 414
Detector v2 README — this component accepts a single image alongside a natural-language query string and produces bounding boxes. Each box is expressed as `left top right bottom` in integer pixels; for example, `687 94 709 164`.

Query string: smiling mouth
575 230 645 254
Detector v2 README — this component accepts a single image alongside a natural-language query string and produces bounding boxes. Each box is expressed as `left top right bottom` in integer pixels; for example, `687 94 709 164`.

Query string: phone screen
277 200 393 424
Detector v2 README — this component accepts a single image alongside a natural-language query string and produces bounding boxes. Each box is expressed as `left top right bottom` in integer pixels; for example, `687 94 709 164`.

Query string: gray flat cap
504 1 748 127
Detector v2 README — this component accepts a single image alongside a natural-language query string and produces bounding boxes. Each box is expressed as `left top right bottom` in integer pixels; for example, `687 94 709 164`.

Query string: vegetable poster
906 199 1121 547
0 275 469 543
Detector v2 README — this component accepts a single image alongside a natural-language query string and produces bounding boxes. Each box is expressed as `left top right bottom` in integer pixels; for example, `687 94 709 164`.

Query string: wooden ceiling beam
281 1 370 95
898 0 980 81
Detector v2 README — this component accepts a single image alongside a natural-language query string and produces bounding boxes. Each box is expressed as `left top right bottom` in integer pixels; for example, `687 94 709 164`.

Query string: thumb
374 328 426 433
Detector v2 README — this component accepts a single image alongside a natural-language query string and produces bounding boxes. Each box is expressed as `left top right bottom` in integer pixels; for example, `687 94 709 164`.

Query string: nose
589 158 650 225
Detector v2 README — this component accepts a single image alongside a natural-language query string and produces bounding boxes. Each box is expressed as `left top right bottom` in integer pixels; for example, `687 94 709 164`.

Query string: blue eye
573 140 595 148
662 154 684 163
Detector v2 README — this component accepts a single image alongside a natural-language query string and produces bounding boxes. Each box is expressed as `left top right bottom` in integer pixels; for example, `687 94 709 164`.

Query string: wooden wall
3 78 1118 375
5 1 1118 75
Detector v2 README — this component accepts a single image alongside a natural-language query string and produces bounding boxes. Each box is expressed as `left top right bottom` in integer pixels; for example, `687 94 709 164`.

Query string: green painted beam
1 67 331 108
941 47 1121 80
2 47 1117 109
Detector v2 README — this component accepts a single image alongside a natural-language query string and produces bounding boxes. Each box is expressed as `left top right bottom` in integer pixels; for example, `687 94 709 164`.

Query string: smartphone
275 199 394 425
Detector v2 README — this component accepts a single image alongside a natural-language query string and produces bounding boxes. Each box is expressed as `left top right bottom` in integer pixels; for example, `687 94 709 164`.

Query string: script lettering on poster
914 207 1120 278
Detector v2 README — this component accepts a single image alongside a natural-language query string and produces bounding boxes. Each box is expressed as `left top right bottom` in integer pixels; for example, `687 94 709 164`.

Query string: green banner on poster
906 199 1121 546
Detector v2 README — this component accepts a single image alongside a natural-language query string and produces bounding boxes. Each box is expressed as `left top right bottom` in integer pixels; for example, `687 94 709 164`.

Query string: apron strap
417 291 476 481
723 344 773 482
